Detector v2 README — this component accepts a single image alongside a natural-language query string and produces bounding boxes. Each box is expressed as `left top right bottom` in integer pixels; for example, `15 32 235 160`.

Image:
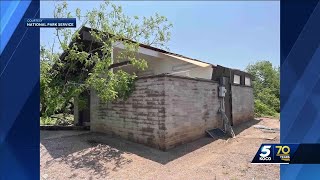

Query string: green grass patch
40 114 74 126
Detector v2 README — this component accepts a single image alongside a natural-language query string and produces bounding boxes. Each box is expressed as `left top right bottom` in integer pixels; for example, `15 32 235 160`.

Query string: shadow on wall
41 118 260 176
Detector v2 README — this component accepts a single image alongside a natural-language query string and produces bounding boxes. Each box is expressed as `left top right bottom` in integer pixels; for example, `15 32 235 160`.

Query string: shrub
254 99 277 117
246 61 280 118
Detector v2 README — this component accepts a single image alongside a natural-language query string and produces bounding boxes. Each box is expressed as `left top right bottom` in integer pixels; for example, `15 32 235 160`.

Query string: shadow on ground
233 118 261 136
41 118 260 170
41 131 133 178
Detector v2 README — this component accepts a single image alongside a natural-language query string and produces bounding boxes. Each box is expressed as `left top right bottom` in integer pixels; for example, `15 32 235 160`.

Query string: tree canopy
40 1 173 117
245 60 280 117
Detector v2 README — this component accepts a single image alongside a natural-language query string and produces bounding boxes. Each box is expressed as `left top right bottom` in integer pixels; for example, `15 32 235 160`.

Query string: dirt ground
40 118 280 180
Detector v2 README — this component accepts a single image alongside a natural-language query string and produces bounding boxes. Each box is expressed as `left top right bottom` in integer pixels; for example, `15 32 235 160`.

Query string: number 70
276 146 290 155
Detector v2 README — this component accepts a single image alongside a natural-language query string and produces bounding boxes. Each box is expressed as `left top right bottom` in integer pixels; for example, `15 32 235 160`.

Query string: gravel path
41 118 280 180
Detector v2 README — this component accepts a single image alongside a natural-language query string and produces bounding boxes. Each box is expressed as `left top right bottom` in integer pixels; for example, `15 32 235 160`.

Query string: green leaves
76 8 81 20
246 61 280 117
41 1 172 118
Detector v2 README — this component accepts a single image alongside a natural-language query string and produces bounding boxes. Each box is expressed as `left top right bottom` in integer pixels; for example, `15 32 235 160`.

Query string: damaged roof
78 26 214 67
59 26 251 77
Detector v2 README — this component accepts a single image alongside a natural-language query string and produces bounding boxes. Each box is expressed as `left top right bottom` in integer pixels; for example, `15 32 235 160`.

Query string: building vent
245 76 251 86
233 74 240 84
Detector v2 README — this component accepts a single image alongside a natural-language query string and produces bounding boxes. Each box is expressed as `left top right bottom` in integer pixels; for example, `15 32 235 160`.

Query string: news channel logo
275 145 290 161
252 144 296 164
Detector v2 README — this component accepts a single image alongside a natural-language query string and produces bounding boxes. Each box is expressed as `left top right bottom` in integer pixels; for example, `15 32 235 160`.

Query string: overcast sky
40 1 280 70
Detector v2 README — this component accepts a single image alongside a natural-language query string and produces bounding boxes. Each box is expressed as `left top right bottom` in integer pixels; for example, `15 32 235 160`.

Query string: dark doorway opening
78 91 91 126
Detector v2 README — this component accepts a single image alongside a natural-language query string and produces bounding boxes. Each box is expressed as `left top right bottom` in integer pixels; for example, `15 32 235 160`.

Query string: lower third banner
251 144 320 164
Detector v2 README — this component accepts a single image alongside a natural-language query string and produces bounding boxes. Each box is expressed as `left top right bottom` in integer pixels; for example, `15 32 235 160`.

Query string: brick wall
90 75 222 150
231 85 254 125
90 76 167 150
164 76 221 149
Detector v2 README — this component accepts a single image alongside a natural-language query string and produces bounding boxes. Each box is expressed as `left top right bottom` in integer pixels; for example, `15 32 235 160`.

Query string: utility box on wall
218 86 227 97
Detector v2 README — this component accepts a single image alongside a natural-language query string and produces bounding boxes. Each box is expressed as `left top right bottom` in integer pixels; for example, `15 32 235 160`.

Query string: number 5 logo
260 145 271 157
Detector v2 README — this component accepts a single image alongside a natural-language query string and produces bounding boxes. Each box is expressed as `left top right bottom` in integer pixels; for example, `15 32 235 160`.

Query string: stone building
73 27 254 150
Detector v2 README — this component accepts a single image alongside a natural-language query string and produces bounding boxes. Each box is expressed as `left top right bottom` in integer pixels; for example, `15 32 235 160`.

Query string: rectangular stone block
90 75 243 150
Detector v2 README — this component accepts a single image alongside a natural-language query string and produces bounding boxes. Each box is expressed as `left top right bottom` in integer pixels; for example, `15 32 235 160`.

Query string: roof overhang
162 53 211 67
81 26 214 68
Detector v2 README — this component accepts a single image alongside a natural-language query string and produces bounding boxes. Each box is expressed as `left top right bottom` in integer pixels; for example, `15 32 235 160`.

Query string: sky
40 1 280 70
